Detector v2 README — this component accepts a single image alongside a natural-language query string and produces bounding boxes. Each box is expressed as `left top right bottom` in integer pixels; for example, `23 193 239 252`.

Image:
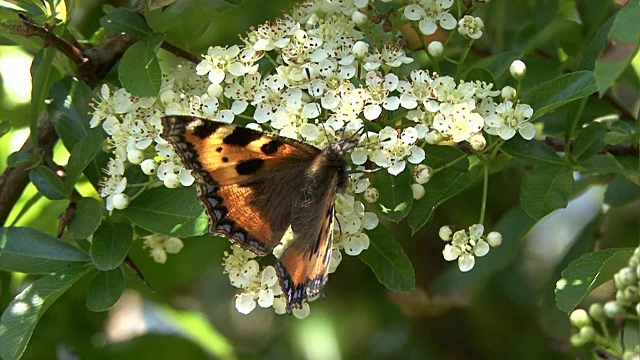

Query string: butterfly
161 115 354 313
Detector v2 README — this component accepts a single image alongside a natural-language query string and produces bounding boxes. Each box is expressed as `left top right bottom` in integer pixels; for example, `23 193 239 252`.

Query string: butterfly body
162 115 350 312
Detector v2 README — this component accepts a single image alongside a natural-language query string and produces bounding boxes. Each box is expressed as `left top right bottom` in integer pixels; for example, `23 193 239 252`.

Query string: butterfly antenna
124 256 154 291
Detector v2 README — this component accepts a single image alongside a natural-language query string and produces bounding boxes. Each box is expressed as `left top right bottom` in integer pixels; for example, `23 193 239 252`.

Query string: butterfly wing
276 149 344 312
277 202 335 313
162 115 321 255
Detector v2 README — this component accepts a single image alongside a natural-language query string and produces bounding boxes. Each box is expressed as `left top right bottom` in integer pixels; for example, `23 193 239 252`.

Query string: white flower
90 86 133 128
143 234 185 264
99 158 127 211
403 0 456 36
484 100 535 140
457 15 484 40
432 101 484 143
440 224 500 272
196 45 243 85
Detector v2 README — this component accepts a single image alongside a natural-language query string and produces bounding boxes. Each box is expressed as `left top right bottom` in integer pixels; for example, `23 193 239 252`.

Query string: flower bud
569 309 591 328
424 130 441 144
509 60 527 80
569 333 586 347
413 164 432 184
487 231 502 247
364 187 379 203
468 134 486 151
427 41 444 57
616 267 637 288
112 193 130 210
579 326 595 342
603 300 624 318
588 303 605 322
352 41 369 59
411 183 425 200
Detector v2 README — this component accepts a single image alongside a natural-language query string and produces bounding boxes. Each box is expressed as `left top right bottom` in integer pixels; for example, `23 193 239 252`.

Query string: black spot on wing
223 127 263 146
192 120 224 139
261 140 283 155
235 159 264 175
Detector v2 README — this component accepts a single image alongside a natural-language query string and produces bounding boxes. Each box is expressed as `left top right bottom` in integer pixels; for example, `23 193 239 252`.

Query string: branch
0 22 138 225
12 14 89 66
161 41 200 64
544 136 639 157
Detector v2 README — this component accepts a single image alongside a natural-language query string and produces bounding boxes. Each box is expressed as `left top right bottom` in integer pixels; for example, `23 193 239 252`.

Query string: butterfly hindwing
162 115 348 312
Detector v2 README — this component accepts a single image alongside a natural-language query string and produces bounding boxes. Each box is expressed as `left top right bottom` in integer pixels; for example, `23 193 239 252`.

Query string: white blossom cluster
440 224 502 272
90 0 533 316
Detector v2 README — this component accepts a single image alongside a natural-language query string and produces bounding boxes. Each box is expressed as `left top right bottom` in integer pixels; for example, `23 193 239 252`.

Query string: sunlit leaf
555 248 633 313
0 264 91 360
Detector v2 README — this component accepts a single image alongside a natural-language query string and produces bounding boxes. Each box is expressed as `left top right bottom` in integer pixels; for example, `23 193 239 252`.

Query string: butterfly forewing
162 115 348 312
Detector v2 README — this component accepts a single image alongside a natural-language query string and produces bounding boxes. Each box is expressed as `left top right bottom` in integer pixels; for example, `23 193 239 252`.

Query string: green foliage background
0 0 638 359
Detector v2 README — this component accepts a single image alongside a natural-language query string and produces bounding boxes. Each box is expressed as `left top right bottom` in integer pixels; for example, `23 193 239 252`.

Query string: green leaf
577 154 626 174
0 120 10 139
0 264 91 360
29 165 67 200
524 71 598 120
371 168 413 222
464 67 496 85
422 144 469 172
68 197 103 240
90 222 133 271
469 50 523 79
86 268 125 312
573 122 606 161
0 227 90 274
118 33 164 97
359 225 415 291
555 248 633 313
520 164 574 221
7 151 35 167
594 1 640 95
604 131 630 145
502 136 563 166
408 169 471 234
121 186 209 238
99 7 152 37
65 129 106 193
30 47 59 149
148 0 176 11
604 174 640 208
48 78 110 187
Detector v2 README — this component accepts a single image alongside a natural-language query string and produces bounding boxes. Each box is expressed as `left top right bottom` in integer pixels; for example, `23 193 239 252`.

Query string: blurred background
1 0 639 359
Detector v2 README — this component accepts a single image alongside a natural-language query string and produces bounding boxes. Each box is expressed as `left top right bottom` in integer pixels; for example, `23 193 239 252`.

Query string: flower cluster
142 234 184 264
89 0 534 316
568 247 640 356
440 224 502 272
223 245 311 318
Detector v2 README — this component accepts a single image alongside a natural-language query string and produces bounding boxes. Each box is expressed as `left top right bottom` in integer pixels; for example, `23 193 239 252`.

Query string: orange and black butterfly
162 115 354 313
